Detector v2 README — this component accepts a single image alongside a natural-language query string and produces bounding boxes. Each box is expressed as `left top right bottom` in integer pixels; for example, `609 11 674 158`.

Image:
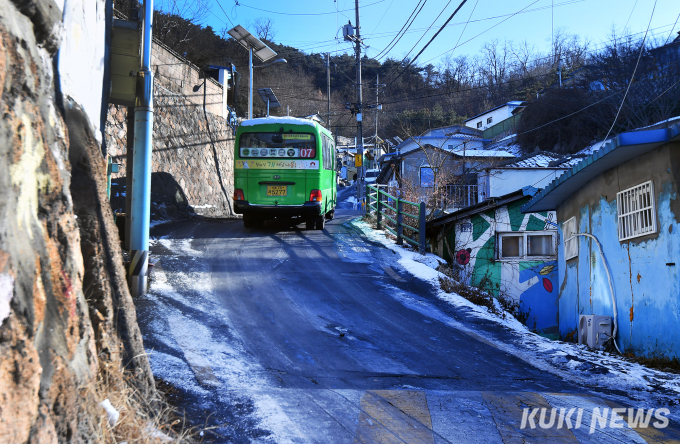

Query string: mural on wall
451 198 559 338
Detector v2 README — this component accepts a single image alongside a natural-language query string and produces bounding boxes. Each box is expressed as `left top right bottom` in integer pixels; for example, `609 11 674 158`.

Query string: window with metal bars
616 181 656 241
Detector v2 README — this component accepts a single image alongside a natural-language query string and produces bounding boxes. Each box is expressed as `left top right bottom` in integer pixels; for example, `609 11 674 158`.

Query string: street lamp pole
249 47 253 119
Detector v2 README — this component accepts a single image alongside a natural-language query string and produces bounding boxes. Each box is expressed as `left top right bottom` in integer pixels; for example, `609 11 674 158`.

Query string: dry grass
437 263 532 325
86 348 198 444
621 352 680 374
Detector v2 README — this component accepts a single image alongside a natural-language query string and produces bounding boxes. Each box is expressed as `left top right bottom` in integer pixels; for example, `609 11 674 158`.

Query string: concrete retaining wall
106 82 236 220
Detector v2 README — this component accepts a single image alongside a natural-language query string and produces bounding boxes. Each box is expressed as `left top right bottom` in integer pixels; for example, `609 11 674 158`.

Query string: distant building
387 125 514 211
522 123 680 358
477 151 584 201
464 101 524 131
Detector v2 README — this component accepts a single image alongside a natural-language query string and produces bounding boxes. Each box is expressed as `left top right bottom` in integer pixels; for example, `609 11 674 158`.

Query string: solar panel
257 88 281 108
226 25 277 62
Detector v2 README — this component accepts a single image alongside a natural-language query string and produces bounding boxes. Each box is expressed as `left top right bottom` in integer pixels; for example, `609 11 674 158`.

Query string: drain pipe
129 0 154 296
569 233 621 354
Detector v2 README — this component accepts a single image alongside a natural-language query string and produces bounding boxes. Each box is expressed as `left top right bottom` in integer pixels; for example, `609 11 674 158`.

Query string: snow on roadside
145 237 309 440
350 218 680 414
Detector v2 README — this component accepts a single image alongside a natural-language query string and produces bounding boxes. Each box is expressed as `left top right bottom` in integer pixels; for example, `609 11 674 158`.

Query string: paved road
139 187 679 443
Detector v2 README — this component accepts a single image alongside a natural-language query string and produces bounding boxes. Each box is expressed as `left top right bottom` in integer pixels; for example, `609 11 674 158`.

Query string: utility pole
354 0 364 202
327 53 331 127
375 74 379 167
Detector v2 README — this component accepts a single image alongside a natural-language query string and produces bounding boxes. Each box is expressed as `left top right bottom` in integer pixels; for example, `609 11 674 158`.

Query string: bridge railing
365 184 427 255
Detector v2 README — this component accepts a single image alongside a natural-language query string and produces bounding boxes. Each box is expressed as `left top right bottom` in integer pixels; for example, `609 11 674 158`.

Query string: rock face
0 0 154 441
106 75 236 220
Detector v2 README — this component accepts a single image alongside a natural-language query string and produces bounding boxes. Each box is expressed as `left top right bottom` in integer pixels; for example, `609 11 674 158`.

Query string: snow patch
240 116 317 128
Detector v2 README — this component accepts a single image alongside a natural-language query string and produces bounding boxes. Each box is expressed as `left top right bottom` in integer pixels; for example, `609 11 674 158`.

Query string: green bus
233 117 337 230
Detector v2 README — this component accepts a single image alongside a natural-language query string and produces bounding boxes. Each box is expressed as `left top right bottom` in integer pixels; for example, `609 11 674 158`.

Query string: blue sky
203 0 680 65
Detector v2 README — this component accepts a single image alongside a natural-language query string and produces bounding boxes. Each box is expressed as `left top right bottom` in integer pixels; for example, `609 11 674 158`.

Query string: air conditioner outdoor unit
578 315 612 350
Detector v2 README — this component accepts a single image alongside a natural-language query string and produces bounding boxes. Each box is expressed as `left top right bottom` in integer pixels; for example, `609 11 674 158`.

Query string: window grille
563 217 578 260
617 181 656 241
487 117 493 124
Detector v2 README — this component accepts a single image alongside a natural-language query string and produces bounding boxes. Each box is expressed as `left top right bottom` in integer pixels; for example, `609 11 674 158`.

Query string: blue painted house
523 123 680 359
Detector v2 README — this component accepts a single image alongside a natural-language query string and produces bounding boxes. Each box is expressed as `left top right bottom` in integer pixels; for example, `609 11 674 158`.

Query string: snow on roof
451 148 515 158
240 116 317 128
502 153 562 168
636 115 680 130
551 156 586 168
576 138 614 156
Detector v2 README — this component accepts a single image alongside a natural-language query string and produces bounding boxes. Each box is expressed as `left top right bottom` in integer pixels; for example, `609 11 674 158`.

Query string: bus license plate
267 185 287 196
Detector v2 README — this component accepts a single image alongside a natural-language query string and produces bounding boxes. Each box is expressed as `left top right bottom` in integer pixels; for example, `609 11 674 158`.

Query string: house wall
400 148 462 188
435 198 559 337
465 106 512 131
556 141 680 358
480 168 567 200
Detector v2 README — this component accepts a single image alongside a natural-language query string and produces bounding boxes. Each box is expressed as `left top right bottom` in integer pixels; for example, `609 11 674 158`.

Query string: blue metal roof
522 123 680 213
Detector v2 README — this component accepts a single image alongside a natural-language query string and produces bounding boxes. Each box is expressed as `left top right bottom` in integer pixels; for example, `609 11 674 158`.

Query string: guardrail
365 184 427 254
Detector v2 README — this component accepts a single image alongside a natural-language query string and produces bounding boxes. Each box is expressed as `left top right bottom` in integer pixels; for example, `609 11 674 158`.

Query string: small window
498 232 556 260
420 167 436 187
501 235 523 258
617 181 656 241
476 121 483 129
563 217 578 260
528 234 554 256
487 117 493 124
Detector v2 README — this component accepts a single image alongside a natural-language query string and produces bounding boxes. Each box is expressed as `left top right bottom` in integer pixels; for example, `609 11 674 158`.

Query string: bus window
238 132 316 158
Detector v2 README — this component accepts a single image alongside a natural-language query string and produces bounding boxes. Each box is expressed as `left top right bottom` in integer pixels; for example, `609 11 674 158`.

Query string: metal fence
442 184 479 209
366 184 427 254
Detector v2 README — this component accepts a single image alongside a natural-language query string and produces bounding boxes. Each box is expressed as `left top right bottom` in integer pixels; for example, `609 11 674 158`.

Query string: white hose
569 233 622 354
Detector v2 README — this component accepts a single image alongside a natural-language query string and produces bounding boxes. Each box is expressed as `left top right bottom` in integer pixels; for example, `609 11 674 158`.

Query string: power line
665 11 680 45
214 0 234 27
400 0 454 63
420 0 541 66
385 0 470 88
234 0 387 16
601 0 657 144
372 0 427 60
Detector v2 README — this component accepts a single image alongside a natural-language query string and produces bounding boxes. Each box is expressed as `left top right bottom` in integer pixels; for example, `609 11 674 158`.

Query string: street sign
354 154 362 167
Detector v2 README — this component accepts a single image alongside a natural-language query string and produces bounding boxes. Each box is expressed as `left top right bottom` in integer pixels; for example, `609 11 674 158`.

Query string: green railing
482 113 522 140
365 184 427 254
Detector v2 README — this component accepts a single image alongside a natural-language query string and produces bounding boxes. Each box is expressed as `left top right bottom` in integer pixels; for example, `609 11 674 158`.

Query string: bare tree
254 17 276 42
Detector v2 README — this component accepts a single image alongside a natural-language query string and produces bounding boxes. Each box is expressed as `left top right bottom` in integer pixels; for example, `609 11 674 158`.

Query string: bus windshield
239 132 317 159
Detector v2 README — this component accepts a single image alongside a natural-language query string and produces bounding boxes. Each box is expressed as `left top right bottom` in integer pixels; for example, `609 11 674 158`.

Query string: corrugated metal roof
501 153 562 168
427 187 538 230
522 123 680 213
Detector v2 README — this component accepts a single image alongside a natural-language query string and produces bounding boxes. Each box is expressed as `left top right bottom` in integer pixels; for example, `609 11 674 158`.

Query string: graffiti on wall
451 199 559 338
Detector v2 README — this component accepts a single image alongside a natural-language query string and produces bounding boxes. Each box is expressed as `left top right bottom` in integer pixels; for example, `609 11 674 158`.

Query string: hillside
147 5 680 153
